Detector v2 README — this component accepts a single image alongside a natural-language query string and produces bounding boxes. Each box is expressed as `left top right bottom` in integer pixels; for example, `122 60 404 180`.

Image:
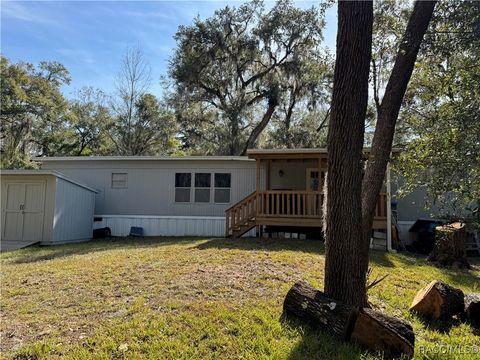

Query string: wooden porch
225 149 389 238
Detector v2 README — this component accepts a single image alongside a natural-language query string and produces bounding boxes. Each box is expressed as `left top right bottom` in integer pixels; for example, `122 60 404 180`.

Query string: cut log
284 282 415 358
464 293 480 324
351 308 414 358
409 280 464 319
283 281 357 339
429 222 470 269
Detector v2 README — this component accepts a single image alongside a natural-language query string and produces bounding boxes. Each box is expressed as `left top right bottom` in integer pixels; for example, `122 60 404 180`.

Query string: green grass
1 237 479 359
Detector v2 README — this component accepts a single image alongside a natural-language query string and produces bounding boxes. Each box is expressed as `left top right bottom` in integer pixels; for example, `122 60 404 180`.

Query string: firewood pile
284 282 415 358
428 222 471 269
283 280 479 358
410 280 479 325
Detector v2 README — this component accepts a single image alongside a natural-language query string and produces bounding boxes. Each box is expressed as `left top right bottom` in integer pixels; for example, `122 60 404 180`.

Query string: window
174 172 231 203
214 173 231 203
175 173 191 202
111 173 127 188
194 173 211 203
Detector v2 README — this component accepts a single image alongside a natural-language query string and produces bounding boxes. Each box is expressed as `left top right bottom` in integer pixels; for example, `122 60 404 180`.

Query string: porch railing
257 191 323 218
225 190 388 237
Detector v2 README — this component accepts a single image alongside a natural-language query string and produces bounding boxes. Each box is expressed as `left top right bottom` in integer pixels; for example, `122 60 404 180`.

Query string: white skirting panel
93 215 226 237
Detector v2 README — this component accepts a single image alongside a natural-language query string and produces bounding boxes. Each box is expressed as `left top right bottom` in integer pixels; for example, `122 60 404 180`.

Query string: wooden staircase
225 191 257 238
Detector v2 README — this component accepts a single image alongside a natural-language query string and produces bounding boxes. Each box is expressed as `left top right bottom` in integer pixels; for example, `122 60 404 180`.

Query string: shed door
2 182 45 241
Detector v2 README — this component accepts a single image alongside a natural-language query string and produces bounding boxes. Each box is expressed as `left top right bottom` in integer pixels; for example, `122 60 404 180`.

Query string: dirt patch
168 257 303 304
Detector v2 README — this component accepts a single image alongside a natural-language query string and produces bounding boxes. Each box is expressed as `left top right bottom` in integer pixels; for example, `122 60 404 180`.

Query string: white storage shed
1 170 97 246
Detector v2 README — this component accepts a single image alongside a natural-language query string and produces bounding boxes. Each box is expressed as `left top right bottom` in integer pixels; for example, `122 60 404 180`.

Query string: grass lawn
1 237 479 359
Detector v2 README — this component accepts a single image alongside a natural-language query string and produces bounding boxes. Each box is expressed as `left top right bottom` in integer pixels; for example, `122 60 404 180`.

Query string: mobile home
1 148 427 249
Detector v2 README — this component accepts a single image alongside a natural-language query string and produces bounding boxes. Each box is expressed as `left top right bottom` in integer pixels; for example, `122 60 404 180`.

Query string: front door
2 182 45 241
306 168 325 192
305 169 325 215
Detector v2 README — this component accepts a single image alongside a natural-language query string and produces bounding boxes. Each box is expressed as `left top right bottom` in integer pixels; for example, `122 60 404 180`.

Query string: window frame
173 172 232 204
194 173 211 203
213 173 231 204
174 172 192 203
111 173 128 189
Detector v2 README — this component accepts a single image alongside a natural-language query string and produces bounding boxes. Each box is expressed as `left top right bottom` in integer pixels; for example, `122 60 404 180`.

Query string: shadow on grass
194 237 326 254
5 236 203 264
280 312 369 360
369 250 396 268
413 314 461 334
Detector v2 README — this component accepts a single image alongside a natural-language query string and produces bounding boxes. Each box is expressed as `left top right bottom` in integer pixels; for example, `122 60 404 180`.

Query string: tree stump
429 222 470 269
283 281 357 339
464 293 480 324
351 308 414 358
284 281 415 358
409 280 464 319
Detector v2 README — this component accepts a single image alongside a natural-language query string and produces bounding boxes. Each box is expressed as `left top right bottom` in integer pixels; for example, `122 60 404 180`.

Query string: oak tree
169 0 327 155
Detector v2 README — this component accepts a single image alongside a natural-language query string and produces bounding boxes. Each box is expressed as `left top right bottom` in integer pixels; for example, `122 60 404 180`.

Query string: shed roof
0 170 99 193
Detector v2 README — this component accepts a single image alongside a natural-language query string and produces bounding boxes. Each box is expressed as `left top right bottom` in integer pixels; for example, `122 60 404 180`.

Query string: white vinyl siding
41 159 257 217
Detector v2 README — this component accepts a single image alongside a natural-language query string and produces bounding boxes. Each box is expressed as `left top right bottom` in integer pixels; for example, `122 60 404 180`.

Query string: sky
1 0 337 98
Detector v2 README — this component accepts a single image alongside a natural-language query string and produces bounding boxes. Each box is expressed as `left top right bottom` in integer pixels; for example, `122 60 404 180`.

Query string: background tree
107 46 177 155
169 0 328 155
66 87 114 156
266 50 333 149
395 0 480 219
1 56 70 168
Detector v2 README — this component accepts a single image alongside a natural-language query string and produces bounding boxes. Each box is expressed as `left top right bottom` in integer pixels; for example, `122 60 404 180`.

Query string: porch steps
370 231 387 251
232 219 256 238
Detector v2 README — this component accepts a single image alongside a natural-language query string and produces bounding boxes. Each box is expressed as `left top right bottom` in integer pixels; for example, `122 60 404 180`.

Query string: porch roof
247 147 400 160
247 148 327 160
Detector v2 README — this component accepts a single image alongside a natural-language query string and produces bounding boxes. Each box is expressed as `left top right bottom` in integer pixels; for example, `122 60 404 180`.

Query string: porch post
256 159 260 192
386 162 393 252
255 159 261 237
266 159 270 190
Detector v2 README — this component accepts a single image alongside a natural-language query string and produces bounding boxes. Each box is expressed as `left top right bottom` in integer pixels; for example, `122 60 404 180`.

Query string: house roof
35 148 401 163
37 156 253 162
0 170 99 193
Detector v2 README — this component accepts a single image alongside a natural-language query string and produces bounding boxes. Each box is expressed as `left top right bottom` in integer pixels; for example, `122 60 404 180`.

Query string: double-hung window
175 173 191 202
194 173 211 203
214 173 231 203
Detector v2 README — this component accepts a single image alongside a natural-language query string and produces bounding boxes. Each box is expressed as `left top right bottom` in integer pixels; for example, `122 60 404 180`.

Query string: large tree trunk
361 1 437 255
324 1 373 306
